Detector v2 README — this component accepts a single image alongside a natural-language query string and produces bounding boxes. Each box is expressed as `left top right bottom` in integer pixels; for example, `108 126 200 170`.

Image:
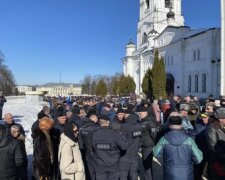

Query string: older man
4 113 25 136
206 108 225 180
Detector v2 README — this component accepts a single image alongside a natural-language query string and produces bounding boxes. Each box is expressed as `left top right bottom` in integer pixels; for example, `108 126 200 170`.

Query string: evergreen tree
95 79 107 96
142 68 153 99
118 75 136 96
151 50 167 99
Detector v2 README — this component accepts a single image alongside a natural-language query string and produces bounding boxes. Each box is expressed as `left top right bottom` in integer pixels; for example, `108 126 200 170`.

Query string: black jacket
79 120 99 156
92 127 128 172
0 133 24 180
141 116 157 149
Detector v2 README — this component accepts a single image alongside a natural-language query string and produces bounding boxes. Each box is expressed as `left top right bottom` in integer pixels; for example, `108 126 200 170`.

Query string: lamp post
221 0 225 95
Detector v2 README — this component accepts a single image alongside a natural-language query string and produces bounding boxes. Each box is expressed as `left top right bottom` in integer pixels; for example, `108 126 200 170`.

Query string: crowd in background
0 94 225 180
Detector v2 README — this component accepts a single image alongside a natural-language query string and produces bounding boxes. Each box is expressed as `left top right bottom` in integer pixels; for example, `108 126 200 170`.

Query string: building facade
122 0 221 98
16 85 33 94
36 83 82 97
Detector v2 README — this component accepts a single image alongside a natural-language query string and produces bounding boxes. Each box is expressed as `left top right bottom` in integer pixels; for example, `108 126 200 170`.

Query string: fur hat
39 117 54 131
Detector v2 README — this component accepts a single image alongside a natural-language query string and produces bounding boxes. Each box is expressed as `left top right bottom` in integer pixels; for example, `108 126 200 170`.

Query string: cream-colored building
16 85 33 94
36 83 82 96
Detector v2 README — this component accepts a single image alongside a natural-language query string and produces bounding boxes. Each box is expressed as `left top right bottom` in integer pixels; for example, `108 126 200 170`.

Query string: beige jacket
58 133 85 180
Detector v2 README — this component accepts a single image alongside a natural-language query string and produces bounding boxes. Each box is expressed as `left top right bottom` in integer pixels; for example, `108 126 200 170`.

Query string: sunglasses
73 130 79 133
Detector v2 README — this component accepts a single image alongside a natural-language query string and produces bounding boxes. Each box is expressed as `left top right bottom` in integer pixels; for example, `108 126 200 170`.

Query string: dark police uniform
92 126 128 180
79 120 99 180
140 115 157 180
119 114 142 180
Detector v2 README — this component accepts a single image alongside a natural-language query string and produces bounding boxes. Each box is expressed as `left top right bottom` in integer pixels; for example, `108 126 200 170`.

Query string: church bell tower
137 0 185 48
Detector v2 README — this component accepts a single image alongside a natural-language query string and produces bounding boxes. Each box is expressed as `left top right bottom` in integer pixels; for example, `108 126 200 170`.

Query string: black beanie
169 116 182 125
64 122 78 142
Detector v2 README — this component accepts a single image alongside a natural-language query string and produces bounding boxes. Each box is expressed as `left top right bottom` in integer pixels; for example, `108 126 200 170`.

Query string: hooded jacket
0 126 24 180
153 129 203 180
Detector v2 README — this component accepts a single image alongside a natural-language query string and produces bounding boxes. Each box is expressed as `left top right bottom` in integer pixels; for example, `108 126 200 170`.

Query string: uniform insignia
133 131 142 137
96 143 111 150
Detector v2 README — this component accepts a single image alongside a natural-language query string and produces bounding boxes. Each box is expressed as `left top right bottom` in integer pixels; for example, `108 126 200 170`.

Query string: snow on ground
1 96 49 177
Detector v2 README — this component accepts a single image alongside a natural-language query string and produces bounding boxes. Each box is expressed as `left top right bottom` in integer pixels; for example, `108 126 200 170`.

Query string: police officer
138 106 158 180
79 114 99 180
92 114 128 180
119 108 142 180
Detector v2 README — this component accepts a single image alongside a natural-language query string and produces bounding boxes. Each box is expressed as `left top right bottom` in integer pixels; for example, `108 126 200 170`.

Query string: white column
221 0 225 95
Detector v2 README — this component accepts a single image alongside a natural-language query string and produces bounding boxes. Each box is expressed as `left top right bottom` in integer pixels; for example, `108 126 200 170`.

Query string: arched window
202 73 206 92
165 0 171 8
195 74 198 92
142 33 148 44
188 75 192 92
145 0 149 9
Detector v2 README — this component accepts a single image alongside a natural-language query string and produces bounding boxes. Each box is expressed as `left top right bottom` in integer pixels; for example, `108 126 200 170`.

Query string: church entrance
166 73 175 96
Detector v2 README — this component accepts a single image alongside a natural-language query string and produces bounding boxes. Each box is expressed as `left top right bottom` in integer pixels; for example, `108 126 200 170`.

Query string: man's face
219 118 225 126
206 106 213 112
104 107 110 112
117 113 124 121
57 116 67 125
180 110 188 117
202 117 209 124
138 111 148 120
4 114 14 125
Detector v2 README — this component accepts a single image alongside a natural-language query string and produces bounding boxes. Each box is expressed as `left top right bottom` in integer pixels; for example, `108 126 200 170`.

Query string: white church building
122 0 221 98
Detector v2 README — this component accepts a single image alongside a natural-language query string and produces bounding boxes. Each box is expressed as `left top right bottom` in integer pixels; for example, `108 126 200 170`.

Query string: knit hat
99 114 110 121
39 117 54 131
169 116 182 125
137 106 148 112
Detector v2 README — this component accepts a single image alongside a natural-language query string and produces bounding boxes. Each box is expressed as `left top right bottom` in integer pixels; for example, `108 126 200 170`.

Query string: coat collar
60 133 78 147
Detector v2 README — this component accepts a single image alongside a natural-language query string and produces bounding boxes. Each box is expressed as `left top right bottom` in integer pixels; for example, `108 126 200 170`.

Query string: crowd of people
0 94 225 180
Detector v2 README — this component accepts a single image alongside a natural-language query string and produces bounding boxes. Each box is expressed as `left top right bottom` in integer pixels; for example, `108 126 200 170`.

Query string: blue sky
0 0 221 85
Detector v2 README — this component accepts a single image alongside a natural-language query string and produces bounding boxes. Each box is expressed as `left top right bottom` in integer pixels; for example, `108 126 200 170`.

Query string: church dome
127 40 135 46
149 28 158 35
167 10 175 19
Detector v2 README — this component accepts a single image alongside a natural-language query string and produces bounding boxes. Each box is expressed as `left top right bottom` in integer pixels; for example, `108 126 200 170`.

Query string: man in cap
153 114 203 180
206 108 225 180
92 114 128 180
138 106 158 180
